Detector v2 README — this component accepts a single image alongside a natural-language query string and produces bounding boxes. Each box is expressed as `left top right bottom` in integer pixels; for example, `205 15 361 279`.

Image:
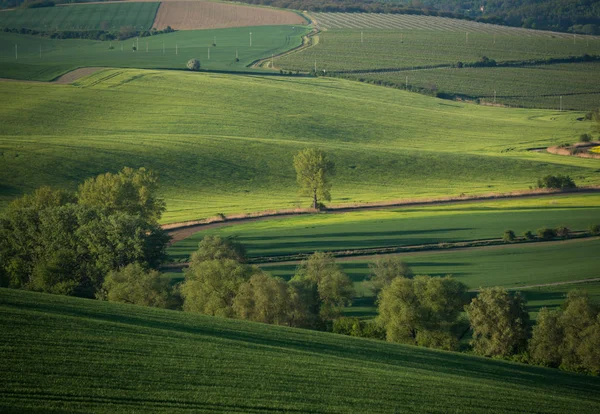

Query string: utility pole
361 31 363 43
314 60 316 72
208 47 210 59
15 44 17 60
162 40 165 54
493 90 496 104
405 76 408 89
146 42 148 52
136 37 139 51
176 44 178 55
560 96 563 112
39 44 42 58
213 36 216 46
466 32 469 43
271 54 274 68
249 32 252 47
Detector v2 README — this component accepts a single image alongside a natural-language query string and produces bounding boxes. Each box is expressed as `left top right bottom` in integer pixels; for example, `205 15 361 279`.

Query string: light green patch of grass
0 69 598 222
2 288 600 412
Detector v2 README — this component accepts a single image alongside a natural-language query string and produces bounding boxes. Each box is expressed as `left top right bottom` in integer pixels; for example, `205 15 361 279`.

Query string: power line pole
15 44 17 60
208 47 210 59
162 40 165 54
249 32 252 47
361 31 363 43
176 44 178 55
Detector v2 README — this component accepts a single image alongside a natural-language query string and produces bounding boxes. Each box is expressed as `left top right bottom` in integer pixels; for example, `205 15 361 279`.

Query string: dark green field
0 3 159 31
0 25 308 80
2 288 599 413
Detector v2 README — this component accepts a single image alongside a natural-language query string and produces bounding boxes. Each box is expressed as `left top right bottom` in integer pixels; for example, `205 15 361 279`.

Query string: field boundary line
481 278 600 292
163 187 600 243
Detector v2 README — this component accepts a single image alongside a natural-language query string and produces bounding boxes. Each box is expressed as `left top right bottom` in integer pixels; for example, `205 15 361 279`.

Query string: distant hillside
2 287 600 412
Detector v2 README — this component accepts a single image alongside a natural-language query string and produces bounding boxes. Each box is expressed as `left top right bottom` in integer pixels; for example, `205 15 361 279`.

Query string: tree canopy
293 148 335 209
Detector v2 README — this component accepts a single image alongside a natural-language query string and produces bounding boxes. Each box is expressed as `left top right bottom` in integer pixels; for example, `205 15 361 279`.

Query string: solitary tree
187 58 201 71
293 148 335 209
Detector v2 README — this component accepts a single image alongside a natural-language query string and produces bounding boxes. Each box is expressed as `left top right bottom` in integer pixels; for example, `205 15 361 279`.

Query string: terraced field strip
153 0 306 30
312 12 591 38
3 288 600 412
0 2 159 31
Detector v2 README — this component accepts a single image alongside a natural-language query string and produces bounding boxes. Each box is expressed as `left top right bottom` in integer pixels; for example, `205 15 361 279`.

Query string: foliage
590 224 600 236
536 175 576 190
522 230 534 240
368 256 413 295
293 148 335 209
190 235 247 264
233 272 290 325
502 230 516 243
377 275 468 350
78 167 165 225
333 317 386 340
187 58 200 71
466 287 530 357
555 226 570 239
293 252 354 321
537 227 557 240
579 133 592 143
181 258 255 317
101 263 169 308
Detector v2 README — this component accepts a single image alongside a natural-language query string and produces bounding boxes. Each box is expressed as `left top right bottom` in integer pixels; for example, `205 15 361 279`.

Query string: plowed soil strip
0 67 106 84
152 1 306 30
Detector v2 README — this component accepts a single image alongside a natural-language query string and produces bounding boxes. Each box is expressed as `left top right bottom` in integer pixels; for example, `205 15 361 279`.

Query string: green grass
1 69 599 223
0 3 159 31
0 25 309 80
349 62 600 111
2 288 600 412
168 194 600 260
278 28 600 110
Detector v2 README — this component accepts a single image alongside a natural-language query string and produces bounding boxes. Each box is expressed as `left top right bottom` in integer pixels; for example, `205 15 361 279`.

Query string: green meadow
2 288 600 413
167 194 600 260
0 25 309 80
0 2 159 31
1 69 598 222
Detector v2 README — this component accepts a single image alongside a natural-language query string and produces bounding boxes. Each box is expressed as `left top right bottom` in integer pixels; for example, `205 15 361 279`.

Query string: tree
368 256 413 295
536 227 556 240
466 287 530 357
558 290 598 371
377 275 468 350
536 175 576 190
190 235 246 264
293 252 354 320
529 307 564 367
101 263 170 308
187 58 201 71
293 148 335 209
180 258 255 317
502 230 516 243
77 167 166 225
233 272 290 325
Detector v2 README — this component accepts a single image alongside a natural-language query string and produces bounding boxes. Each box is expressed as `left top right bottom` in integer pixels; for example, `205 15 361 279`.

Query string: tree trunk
312 191 318 209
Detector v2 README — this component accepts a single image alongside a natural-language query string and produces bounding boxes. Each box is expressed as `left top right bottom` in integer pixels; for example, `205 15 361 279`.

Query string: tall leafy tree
101 263 170 308
293 148 335 209
466 287 530 357
233 272 290 325
368 256 413 296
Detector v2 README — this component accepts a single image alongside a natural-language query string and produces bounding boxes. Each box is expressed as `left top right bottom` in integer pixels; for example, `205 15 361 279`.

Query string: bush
556 226 570 239
537 227 557 240
187 58 201 71
589 224 600 236
523 230 535 240
503 230 516 243
536 175 576 190
579 133 592 143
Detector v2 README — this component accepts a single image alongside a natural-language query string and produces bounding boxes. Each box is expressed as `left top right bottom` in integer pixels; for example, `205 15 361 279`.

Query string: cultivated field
0 2 159 31
2 288 600 412
153 1 306 30
1 69 598 222
0 26 308 80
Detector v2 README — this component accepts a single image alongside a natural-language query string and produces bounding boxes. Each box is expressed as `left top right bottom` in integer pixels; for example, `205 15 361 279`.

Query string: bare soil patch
547 141 600 159
152 1 305 30
0 67 106 84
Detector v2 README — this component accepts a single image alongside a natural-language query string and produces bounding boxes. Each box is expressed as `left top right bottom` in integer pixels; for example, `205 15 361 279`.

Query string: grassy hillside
0 69 598 222
168 194 600 261
0 3 159 31
0 25 309 81
2 288 600 412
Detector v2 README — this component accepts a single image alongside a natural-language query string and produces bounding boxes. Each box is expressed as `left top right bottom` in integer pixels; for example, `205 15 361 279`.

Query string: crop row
312 12 585 38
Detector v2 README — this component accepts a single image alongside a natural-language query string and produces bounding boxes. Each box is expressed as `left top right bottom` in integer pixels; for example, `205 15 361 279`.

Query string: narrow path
164 187 600 244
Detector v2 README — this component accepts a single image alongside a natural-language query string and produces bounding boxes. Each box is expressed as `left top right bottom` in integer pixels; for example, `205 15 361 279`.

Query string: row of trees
0 167 169 297
1 25 174 41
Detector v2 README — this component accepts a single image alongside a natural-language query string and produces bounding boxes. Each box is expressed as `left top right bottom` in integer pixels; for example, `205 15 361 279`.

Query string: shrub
589 224 600 236
522 230 535 240
580 133 592 143
503 230 516 243
536 175 576 190
187 58 201 71
555 226 570 239
537 227 556 240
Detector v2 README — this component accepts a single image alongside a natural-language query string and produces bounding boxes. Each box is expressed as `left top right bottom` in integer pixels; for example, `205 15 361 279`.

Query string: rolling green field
348 62 600 111
2 288 600 412
277 28 600 110
0 3 159 31
168 194 600 260
0 25 309 80
1 69 598 223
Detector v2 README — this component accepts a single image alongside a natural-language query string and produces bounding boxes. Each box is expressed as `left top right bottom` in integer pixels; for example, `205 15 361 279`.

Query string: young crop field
2 288 600 412
167 194 600 261
153 1 306 30
0 2 159 31
312 12 576 36
0 26 308 81
354 62 600 111
524 281 600 319
1 69 598 222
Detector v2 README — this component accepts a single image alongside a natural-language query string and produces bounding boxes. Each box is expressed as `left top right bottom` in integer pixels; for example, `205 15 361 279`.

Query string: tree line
1 25 174 41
